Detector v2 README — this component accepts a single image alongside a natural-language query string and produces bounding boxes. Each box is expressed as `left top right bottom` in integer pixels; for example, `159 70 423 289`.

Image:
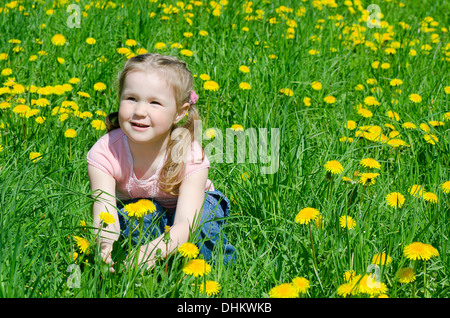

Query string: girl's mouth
131 122 150 128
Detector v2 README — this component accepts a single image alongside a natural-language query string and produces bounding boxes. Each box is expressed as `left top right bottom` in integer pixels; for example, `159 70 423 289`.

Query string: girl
87 53 236 272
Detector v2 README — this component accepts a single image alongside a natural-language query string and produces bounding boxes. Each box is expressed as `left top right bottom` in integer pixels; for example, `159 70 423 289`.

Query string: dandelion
51 34 66 46
402 122 417 129
390 78 403 86
154 42 166 50
440 181 450 194
345 120 357 130
239 82 251 90
205 128 217 139
323 95 336 104
269 283 299 298
199 280 221 296
91 119 106 130
74 236 90 254
359 172 379 186
239 65 250 73
178 242 199 258
396 267 416 283
423 134 438 145
295 207 320 225
364 96 380 106
372 253 392 265
423 192 438 204
359 158 381 169
203 80 220 91
409 184 424 197
94 82 106 91
403 242 439 261
292 277 310 294
124 199 156 219
386 192 405 209
408 93 422 103
64 128 77 138
336 282 356 297
99 211 116 225
29 152 42 162
311 81 322 90
86 37 96 45
182 259 211 277
230 124 244 131
339 215 356 229
180 49 193 57
324 160 344 175
282 88 294 96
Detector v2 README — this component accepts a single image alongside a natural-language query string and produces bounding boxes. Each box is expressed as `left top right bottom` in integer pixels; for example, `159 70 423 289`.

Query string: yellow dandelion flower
292 277 310 294
51 34 66 46
311 81 322 90
360 158 381 169
359 172 380 186
396 267 416 284
345 120 357 130
99 211 116 225
86 37 96 45
29 152 42 162
303 97 311 106
323 95 336 104
205 128 217 139
403 242 439 261
409 184 424 197
182 259 211 277
199 280 221 296
64 128 77 138
281 88 294 96
423 134 438 145
269 283 299 298
364 96 380 106
295 207 320 225
74 236 90 254
423 192 438 204
402 122 417 129
199 74 210 81
386 192 405 209
440 181 450 194
154 42 166 50
94 82 106 91
239 65 250 73
337 282 356 297
178 242 199 259
408 93 422 103
230 124 244 131
180 49 194 57
203 80 220 91
91 119 106 130
239 82 251 90
339 215 356 229
371 253 392 265
124 199 156 219
324 160 344 175
390 78 403 86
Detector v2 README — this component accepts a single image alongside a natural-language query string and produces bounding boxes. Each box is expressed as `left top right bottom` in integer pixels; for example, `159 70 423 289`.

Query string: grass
0 0 449 298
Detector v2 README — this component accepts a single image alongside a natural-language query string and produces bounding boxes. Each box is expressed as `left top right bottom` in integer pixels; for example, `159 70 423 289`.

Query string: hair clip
189 90 199 105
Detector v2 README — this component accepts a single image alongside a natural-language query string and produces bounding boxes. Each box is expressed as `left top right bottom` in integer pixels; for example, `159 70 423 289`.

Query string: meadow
0 0 449 299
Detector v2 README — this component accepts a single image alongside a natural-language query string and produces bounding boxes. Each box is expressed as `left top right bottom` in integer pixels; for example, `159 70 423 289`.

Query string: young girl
86 53 236 272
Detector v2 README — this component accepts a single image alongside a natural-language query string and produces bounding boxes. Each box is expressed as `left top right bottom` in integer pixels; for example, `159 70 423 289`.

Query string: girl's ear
174 102 190 124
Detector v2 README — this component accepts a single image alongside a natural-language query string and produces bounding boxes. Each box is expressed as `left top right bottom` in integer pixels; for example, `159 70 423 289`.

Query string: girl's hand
100 241 115 273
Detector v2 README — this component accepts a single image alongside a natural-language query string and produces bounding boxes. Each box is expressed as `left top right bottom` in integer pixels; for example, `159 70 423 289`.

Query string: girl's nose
133 102 147 116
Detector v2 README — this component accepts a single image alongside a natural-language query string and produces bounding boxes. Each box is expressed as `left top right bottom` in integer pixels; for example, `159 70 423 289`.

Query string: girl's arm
137 167 209 268
87 164 120 268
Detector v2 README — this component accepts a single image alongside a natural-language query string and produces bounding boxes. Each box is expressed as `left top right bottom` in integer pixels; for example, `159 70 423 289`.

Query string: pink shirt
86 128 214 208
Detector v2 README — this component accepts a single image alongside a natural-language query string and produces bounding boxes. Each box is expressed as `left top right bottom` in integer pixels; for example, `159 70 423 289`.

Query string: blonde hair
106 53 201 196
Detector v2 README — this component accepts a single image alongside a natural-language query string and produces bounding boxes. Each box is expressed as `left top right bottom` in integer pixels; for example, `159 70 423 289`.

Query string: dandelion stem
309 222 318 271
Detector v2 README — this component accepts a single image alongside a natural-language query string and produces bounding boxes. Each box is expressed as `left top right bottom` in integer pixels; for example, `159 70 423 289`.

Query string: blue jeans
117 189 236 265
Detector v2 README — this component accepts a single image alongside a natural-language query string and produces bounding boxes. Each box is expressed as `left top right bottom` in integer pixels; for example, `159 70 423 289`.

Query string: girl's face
118 70 187 148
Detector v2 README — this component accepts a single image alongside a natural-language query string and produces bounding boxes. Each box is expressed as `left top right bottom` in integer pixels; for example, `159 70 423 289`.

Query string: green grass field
0 0 449 298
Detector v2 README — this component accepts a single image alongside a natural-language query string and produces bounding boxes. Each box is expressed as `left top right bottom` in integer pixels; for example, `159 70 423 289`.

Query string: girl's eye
151 101 162 106
127 97 137 102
